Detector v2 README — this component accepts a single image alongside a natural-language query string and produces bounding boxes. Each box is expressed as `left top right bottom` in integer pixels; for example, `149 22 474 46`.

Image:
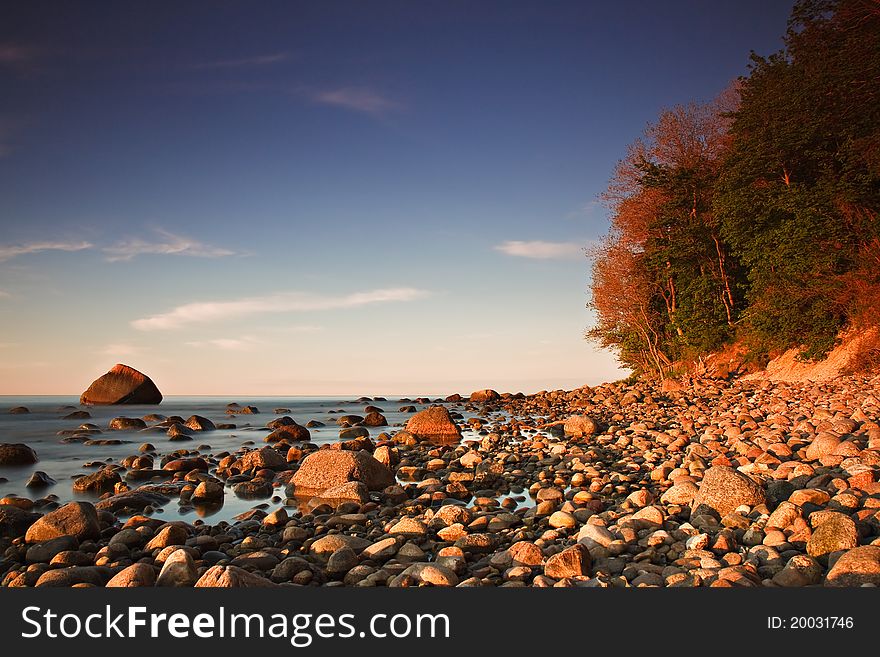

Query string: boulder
106 563 156 587
184 415 215 432
265 424 311 442
470 389 500 403
363 411 388 427
807 513 859 559
192 480 224 504
310 481 369 504
95 489 170 513
291 449 394 492
25 501 101 543
108 416 147 430
73 468 122 495
0 504 40 539
691 466 766 519
0 443 38 466
195 565 277 587
26 471 56 488
563 415 598 436
80 363 162 405
390 562 459 587
544 543 591 579
825 546 880 587
404 406 462 439
156 548 199 587
234 446 288 471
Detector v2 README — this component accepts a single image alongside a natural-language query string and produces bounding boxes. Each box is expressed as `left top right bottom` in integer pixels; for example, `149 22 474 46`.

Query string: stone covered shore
2 376 880 588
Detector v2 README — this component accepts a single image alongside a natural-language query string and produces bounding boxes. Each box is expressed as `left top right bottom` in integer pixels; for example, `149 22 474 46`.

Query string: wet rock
192 480 224 503
109 417 147 430
95 490 170 513
232 479 273 499
26 471 56 488
363 411 388 427
73 468 122 495
265 424 311 442
339 426 370 440
184 415 215 431
0 443 38 466
80 363 163 405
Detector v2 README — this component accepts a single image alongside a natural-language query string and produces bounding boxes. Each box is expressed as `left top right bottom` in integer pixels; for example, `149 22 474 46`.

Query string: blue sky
0 1 793 395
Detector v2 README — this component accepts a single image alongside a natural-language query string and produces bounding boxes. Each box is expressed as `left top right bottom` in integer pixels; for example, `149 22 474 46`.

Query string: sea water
0 395 486 523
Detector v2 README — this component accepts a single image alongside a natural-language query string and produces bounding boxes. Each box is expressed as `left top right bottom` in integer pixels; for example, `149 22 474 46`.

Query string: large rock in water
405 406 462 439
691 465 766 519
0 443 38 465
291 449 394 492
80 363 162 405
470 389 500 403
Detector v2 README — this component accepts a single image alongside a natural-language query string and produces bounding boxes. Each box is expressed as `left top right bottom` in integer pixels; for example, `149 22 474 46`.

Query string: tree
588 93 743 376
715 0 880 358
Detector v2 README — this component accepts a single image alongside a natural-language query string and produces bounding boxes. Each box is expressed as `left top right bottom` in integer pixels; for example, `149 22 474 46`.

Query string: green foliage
715 0 880 359
589 0 880 374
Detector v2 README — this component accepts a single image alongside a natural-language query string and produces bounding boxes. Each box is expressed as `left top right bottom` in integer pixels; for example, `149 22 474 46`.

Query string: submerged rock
0 443 38 466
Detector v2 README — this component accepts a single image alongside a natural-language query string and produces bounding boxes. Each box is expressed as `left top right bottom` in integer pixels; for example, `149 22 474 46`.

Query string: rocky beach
2 365 879 588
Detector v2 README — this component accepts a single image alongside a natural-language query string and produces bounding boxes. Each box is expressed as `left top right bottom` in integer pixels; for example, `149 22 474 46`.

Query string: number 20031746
767 617 854 630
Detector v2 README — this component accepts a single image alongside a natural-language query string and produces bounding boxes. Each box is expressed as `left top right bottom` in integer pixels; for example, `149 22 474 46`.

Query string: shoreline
1 374 879 587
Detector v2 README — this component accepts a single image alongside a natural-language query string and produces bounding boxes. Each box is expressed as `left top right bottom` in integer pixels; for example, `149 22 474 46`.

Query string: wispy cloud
308 87 401 115
103 230 236 262
186 336 260 351
132 287 430 331
98 343 141 357
0 290 10 299
0 240 93 262
191 52 290 70
494 240 585 259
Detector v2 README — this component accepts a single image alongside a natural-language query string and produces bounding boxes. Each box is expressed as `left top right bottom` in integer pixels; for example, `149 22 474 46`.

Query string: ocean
0 395 487 523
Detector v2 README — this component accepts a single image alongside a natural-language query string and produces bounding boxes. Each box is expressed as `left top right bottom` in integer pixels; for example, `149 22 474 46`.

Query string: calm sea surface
0 395 499 523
